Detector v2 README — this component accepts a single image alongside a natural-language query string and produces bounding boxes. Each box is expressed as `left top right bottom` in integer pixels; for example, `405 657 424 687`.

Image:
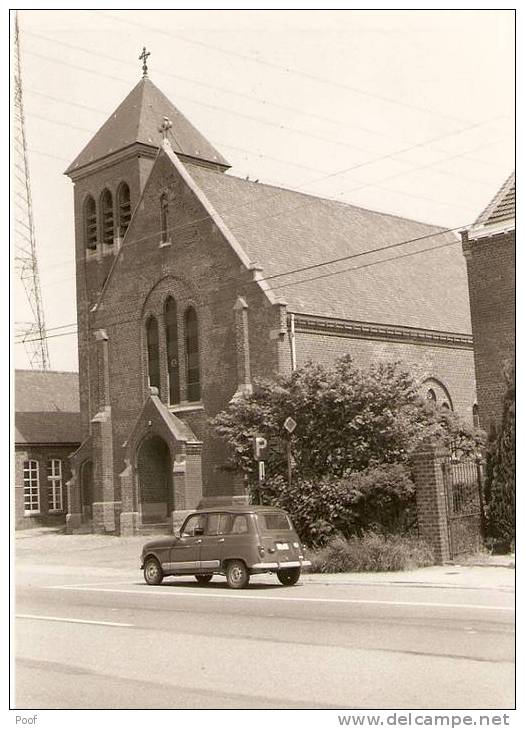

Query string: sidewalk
14 528 515 592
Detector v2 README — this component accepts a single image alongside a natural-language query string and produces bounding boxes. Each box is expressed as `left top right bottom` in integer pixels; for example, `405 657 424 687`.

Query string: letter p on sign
253 436 268 461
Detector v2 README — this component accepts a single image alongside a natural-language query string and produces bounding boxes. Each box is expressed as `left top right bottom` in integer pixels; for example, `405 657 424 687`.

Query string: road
15 563 514 710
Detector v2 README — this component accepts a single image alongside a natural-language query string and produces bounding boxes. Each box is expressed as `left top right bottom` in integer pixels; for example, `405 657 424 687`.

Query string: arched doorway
80 460 94 522
137 435 172 524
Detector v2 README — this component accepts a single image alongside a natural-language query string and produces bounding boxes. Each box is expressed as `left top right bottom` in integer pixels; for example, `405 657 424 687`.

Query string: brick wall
291 330 476 424
15 445 76 529
463 231 515 432
75 151 282 500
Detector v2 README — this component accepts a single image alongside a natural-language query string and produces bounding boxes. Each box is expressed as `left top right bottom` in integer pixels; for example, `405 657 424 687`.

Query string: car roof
189 505 288 515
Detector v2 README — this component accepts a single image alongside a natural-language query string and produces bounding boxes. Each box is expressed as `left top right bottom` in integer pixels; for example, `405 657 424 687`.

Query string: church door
137 435 172 524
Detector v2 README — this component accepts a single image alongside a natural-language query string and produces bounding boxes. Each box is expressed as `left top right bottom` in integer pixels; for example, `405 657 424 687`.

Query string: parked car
140 505 311 589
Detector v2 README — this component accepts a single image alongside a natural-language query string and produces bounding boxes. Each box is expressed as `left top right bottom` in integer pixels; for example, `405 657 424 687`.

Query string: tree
212 356 482 483
484 365 515 553
212 356 484 546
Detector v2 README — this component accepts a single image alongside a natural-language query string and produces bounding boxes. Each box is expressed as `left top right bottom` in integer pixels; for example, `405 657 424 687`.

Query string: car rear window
257 512 293 531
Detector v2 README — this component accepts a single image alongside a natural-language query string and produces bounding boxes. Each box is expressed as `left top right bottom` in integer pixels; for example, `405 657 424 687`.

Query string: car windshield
257 512 293 531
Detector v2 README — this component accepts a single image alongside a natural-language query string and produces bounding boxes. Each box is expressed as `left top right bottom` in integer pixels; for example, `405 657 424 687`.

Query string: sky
12 9 515 372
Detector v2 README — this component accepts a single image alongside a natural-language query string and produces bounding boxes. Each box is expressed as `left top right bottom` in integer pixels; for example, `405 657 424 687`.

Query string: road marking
16 613 134 627
46 586 514 612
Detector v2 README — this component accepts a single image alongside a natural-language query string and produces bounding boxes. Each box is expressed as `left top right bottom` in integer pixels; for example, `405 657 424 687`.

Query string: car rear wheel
144 557 163 585
195 574 213 585
225 560 250 589
277 567 301 586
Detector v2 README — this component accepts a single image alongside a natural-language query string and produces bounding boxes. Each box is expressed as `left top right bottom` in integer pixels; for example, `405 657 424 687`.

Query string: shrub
257 463 416 547
308 533 434 573
212 356 482 484
484 365 515 553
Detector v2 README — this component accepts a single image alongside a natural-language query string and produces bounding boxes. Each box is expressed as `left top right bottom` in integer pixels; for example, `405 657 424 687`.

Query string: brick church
64 66 477 535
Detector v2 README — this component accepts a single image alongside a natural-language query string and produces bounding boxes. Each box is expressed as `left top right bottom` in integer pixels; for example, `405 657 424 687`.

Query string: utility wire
97 10 480 127
22 29 404 144
23 45 511 191
15 222 470 344
29 132 504 287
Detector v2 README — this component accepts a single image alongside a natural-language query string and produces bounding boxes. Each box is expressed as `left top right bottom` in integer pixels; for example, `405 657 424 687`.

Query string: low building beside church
15 370 80 529
64 64 477 536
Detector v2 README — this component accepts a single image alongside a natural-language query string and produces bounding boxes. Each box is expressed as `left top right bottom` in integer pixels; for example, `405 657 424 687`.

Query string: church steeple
65 75 230 178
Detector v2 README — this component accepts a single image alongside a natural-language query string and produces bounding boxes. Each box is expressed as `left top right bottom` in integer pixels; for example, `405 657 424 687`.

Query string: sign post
253 435 268 504
283 417 297 489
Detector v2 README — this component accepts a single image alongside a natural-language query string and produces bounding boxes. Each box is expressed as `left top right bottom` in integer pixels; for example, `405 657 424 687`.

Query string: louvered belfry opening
118 182 131 237
84 196 97 250
101 188 114 246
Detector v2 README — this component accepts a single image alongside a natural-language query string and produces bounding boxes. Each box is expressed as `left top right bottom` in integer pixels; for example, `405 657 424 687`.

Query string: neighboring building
64 71 477 536
15 370 81 529
462 172 515 434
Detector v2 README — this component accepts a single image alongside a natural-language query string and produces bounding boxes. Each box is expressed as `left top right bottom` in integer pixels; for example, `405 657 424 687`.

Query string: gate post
411 442 451 564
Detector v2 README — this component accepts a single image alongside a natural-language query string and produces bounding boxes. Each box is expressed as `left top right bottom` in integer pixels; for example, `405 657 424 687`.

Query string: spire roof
65 77 230 175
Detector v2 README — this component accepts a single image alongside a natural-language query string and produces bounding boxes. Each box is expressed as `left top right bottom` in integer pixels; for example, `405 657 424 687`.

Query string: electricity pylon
13 10 50 369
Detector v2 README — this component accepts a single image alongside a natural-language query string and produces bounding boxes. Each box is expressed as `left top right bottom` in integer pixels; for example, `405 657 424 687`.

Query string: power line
30 130 504 289
15 222 470 345
22 29 401 144
22 43 511 192
97 10 480 127
13 11 50 370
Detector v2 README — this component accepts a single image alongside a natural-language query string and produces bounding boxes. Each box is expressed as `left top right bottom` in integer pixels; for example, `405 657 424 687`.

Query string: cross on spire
139 46 150 77
159 116 173 141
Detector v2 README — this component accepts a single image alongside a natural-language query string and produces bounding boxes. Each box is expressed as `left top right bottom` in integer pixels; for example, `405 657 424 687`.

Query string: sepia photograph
11 6 516 721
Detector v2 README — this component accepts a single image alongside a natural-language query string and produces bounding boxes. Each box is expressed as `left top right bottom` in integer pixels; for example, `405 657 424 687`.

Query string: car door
199 513 232 571
168 513 206 573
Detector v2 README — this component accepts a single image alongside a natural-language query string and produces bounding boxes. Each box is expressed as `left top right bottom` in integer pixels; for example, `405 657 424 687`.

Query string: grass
307 533 434 573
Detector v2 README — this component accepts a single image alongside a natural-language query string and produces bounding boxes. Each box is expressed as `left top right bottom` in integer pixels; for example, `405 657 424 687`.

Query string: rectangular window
23 460 40 514
47 459 63 512
206 513 232 536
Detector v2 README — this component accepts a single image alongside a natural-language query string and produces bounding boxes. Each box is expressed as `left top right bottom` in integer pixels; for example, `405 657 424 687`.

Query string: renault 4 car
140 505 311 589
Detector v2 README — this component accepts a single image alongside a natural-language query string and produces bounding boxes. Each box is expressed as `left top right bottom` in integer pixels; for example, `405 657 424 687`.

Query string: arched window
441 402 451 410
472 404 480 429
100 189 114 246
84 196 97 250
165 297 180 404
146 316 160 393
117 182 131 238
160 192 169 245
184 307 200 402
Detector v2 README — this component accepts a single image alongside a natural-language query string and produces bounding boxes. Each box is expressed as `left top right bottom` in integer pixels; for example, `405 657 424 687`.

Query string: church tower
64 53 230 533
65 53 230 434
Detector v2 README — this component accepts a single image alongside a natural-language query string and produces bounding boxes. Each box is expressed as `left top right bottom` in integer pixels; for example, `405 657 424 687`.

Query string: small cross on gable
158 116 173 141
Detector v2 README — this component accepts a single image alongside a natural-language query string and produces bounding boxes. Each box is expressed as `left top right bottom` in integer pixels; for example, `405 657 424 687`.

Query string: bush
212 356 482 484
484 365 515 553
308 533 434 573
257 463 416 547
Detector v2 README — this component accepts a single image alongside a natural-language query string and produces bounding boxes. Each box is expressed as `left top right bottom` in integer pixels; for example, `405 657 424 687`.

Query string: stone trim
289 313 473 350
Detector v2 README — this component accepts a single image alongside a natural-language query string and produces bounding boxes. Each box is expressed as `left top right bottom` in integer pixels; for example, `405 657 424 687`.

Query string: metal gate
442 456 485 559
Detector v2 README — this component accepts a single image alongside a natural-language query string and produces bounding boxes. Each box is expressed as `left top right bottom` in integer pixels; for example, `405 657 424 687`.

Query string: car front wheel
143 557 163 585
277 567 301 586
225 560 250 589
195 574 213 585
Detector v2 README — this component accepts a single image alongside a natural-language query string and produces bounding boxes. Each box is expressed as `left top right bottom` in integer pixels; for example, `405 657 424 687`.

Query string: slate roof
473 172 515 230
15 370 81 445
185 164 472 334
65 78 230 175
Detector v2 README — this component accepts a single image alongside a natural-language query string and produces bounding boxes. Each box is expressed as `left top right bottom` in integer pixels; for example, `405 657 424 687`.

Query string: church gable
89 140 284 414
